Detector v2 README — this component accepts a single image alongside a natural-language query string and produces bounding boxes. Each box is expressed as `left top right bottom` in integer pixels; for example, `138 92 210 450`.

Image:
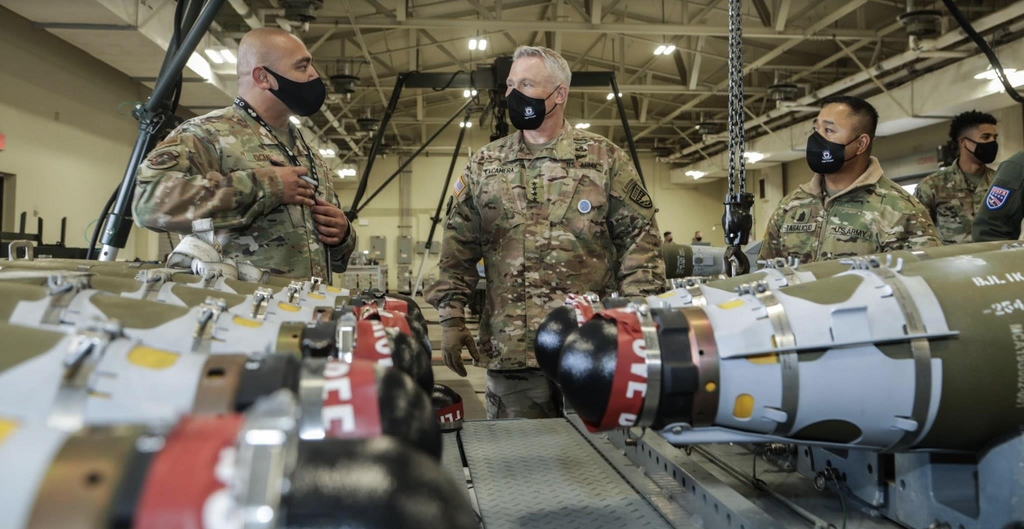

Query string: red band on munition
565 294 596 326
586 308 650 433
383 297 410 315
435 402 465 424
355 305 413 336
133 415 245 529
352 319 394 367
321 359 383 439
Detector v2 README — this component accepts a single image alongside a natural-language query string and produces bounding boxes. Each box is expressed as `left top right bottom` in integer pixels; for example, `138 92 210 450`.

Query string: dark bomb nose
535 306 579 381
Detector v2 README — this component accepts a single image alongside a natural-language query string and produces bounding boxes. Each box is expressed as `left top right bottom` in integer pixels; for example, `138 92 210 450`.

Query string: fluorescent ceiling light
685 170 705 179
654 45 667 55
289 116 301 125
974 66 1017 80
468 38 478 50
743 151 765 163
204 49 224 64
220 49 237 64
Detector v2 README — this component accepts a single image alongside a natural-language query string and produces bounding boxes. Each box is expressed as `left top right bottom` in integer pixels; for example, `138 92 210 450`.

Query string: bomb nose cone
286 437 479 529
431 384 465 432
556 317 619 428
535 306 579 381
389 331 434 392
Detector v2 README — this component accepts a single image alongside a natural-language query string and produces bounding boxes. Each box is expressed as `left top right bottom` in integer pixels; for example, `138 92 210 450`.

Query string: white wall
0 6 155 259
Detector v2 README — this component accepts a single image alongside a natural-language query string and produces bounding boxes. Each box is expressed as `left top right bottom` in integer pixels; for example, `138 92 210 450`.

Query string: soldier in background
759 95 940 264
426 46 666 419
133 27 355 280
915 110 998 244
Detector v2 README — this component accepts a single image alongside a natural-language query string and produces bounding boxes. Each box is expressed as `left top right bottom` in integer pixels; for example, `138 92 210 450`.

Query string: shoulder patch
986 185 1011 210
145 150 180 170
624 180 653 209
453 174 467 197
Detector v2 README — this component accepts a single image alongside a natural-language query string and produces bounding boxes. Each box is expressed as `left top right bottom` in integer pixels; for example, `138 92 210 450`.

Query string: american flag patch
453 175 466 197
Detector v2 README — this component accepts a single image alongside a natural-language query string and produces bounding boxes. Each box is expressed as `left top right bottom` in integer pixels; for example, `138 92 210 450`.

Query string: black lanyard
234 97 319 185
235 97 333 281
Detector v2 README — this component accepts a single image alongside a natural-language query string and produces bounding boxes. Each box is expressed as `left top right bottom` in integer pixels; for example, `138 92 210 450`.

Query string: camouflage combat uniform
913 159 995 244
759 157 941 264
426 121 666 416
973 150 1024 241
133 105 356 280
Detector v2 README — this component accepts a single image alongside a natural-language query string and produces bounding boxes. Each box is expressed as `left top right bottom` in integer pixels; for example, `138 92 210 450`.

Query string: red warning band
586 308 650 433
321 359 383 439
353 319 395 367
435 402 464 424
382 297 410 315
355 305 413 336
133 414 245 529
565 294 596 326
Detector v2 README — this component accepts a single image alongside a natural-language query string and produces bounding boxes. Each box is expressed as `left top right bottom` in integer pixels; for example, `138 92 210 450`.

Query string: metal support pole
354 99 474 215
98 0 226 261
348 74 407 218
412 110 470 296
609 74 647 188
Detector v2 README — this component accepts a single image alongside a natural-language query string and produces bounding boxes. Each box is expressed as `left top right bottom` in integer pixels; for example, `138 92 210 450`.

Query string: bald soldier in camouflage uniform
914 110 999 244
427 46 666 419
134 28 355 280
760 95 939 264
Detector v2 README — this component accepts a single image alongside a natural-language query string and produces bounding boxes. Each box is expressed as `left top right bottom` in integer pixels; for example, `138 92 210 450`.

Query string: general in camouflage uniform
759 157 941 264
427 120 666 416
914 161 995 245
133 107 355 280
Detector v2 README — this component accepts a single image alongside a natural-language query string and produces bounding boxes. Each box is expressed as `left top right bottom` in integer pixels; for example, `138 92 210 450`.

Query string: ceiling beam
307 18 881 39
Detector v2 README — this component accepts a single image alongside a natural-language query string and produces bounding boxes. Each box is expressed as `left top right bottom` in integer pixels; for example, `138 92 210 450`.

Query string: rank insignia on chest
528 179 541 202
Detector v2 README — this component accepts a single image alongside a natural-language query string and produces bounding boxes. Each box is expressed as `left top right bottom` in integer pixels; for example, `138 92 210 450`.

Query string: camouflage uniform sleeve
880 197 942 251
757 205 785 261
132 124 284 233
424 162 484 322
324 180 357 273
973 156 1024 241
913 177 938 223
607 151 667 296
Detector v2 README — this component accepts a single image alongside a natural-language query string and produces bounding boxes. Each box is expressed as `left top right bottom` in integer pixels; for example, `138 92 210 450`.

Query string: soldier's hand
439 317 481 377
311 199 350 246
275 167 316 206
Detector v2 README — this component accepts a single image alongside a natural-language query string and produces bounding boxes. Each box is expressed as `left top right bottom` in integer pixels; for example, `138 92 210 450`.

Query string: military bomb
552 247 1024 452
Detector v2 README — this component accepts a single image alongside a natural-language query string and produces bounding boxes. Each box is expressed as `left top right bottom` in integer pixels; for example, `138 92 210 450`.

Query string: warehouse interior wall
3 3 1023 279
0 6 155 259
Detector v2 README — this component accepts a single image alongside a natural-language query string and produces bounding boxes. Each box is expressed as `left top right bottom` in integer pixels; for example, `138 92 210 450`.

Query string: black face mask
507 87 560 130
964 138 999 165
805 131 863 175
264 66 326 117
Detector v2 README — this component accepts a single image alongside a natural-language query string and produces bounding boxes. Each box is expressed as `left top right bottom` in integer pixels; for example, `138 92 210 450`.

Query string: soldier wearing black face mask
134 28 356 281
915 110 999 244
758 95 940 265
425 45 666 419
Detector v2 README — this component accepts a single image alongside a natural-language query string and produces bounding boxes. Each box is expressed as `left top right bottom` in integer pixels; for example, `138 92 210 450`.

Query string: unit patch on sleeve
146 151 180 170
986 185 1011 210
624 180 653 209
